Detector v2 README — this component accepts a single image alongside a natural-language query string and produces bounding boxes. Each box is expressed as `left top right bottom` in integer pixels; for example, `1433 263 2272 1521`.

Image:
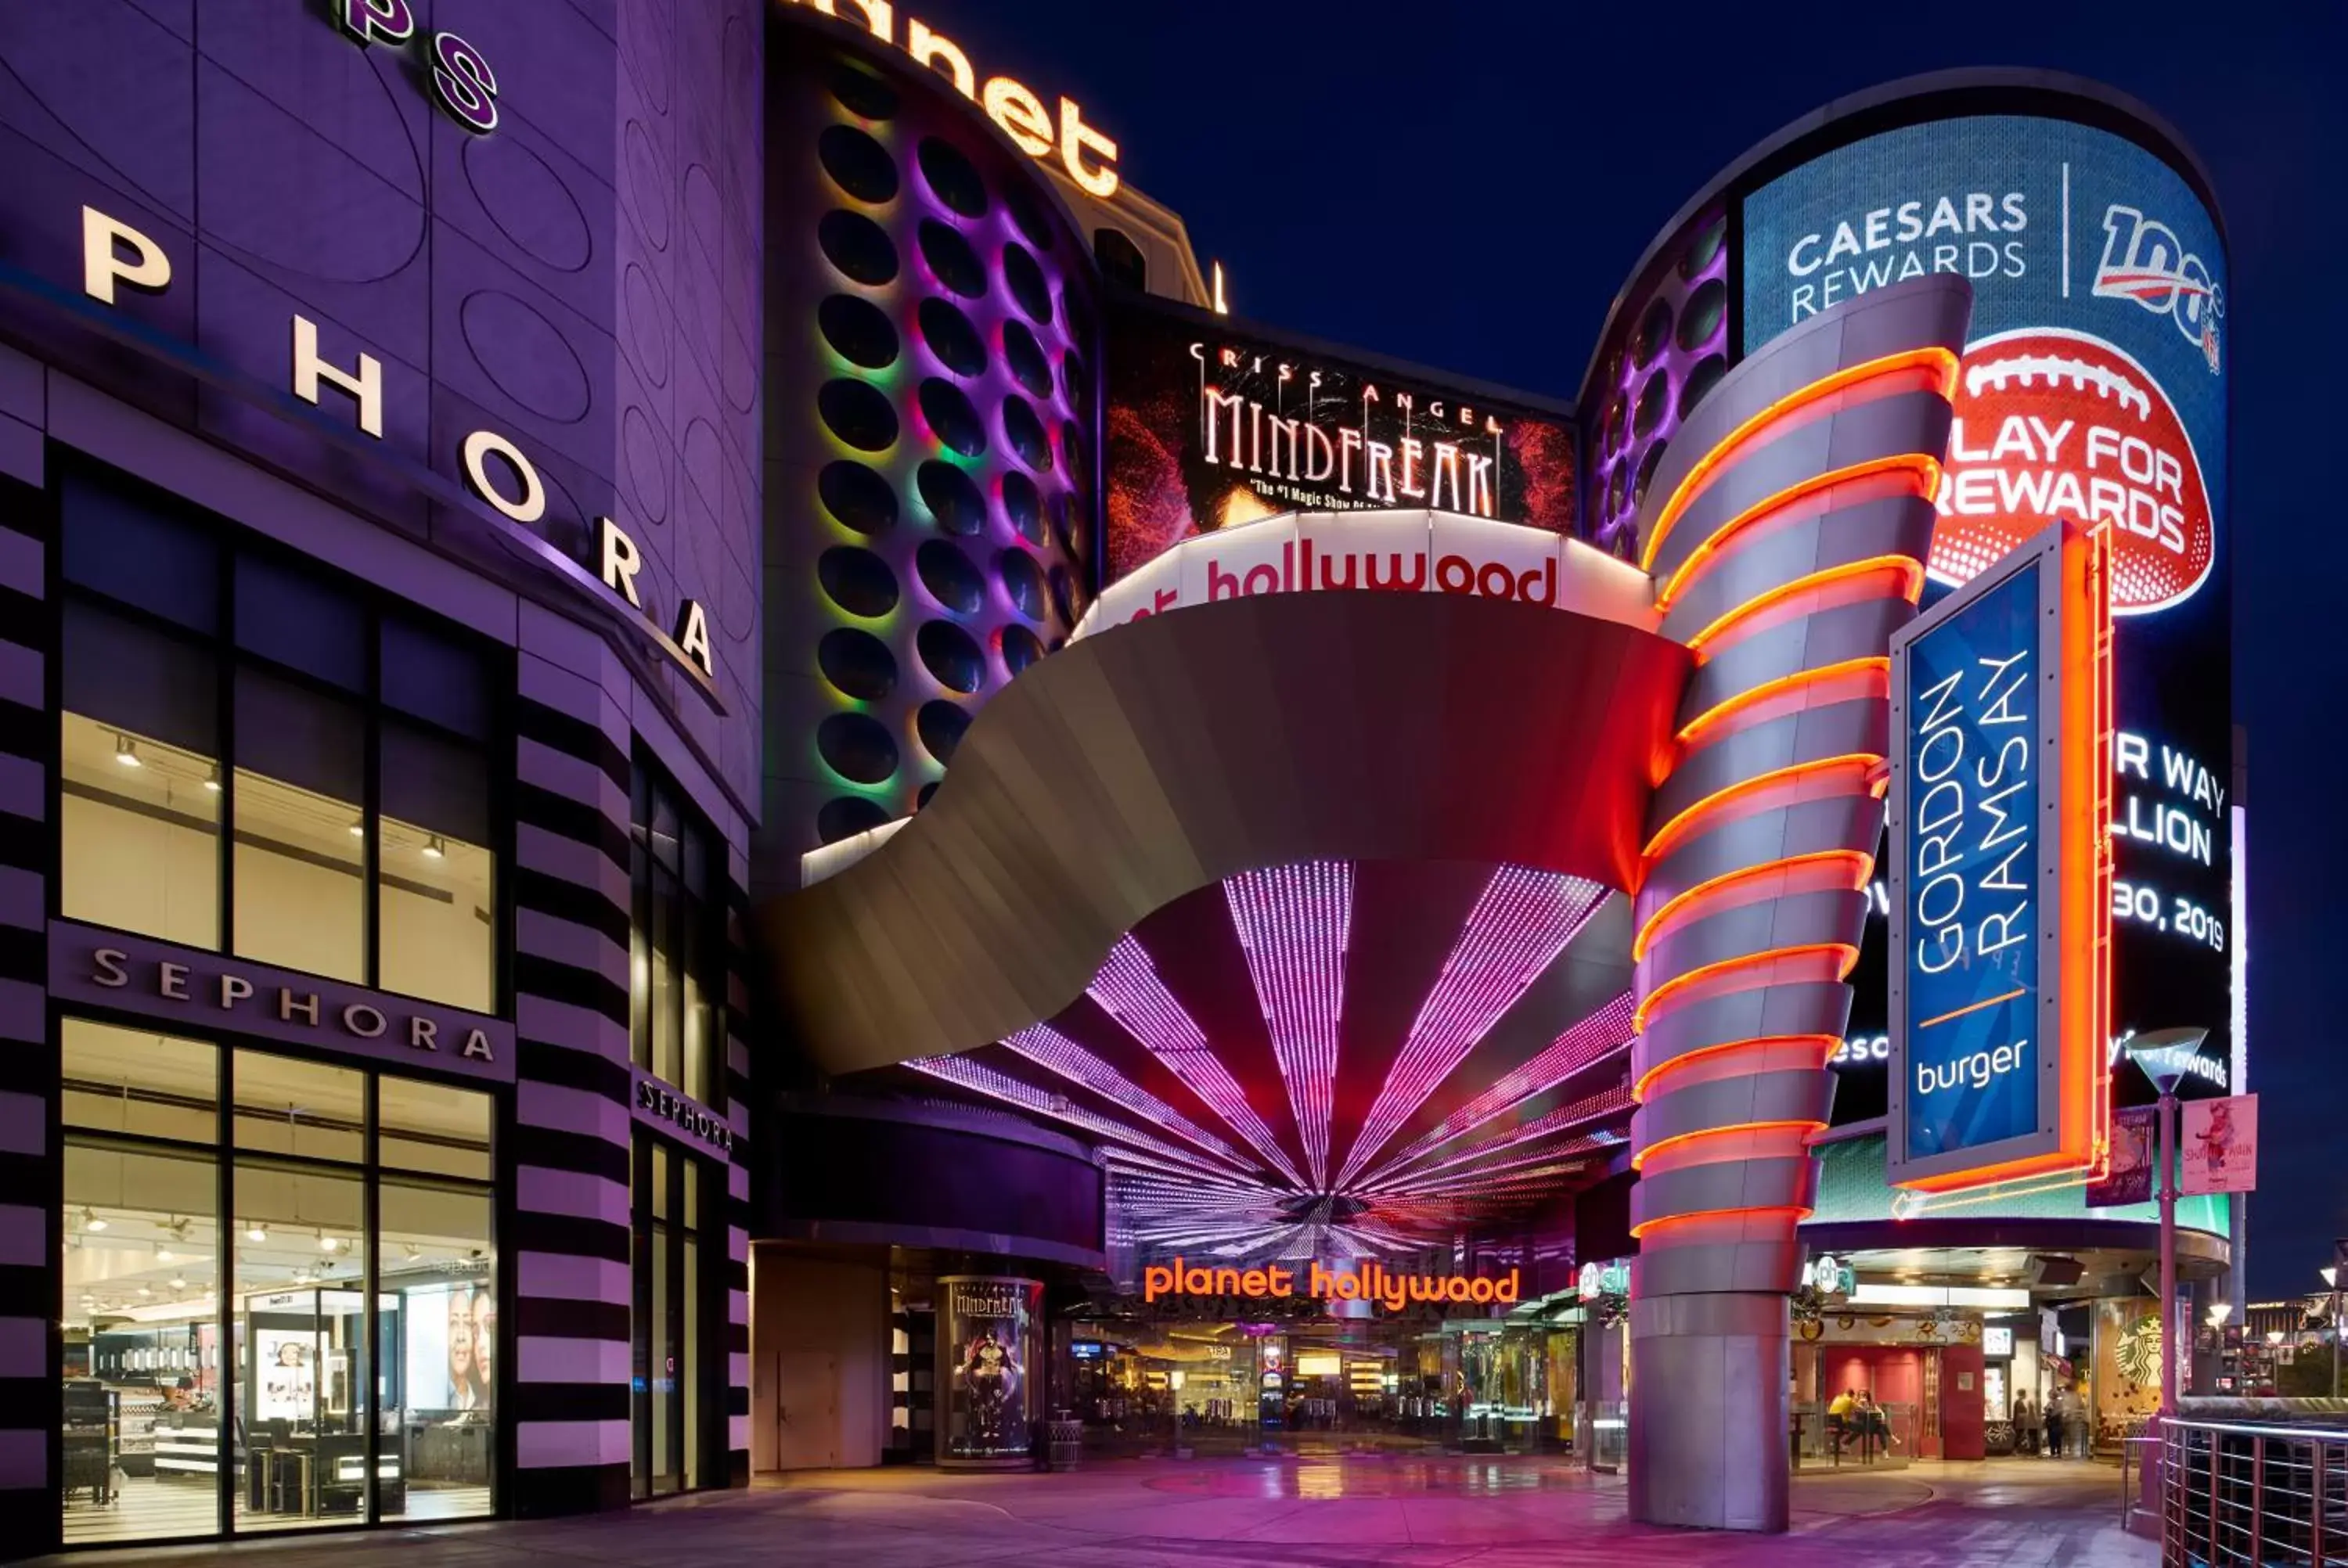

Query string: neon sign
333 0 502 134
1887 520 2112 1193
74 206 716 696
1142 1258 1522 1314
784 1 1120 198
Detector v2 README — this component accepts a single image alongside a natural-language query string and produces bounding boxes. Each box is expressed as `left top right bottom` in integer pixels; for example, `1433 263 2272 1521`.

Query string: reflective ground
21 1455 2151 1566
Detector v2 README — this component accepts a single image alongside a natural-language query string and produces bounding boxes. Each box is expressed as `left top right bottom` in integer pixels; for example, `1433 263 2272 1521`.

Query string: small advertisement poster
937 1276 1043 1467
2181 1094 2257 1195
2087 1105 2158 1208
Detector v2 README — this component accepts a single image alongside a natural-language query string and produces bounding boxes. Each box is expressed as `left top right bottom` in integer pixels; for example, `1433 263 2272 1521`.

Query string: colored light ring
1625 276 1972 1283
791 41 1097 847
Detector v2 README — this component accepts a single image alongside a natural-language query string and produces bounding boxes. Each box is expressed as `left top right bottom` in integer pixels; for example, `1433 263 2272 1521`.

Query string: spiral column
1623 275 1971 1530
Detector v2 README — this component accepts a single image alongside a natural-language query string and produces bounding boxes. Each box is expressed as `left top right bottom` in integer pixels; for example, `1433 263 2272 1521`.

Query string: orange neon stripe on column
1633 1034 1841 1103
1633 943 1859 1034
1633 1120 1823 1174
1639 347 1960 573
1633 849 1875 962
1629 1204 1811 1243
1682 556 1928 658
1642 753 1884 865
1656 459 1941 613
1675 657 1891 751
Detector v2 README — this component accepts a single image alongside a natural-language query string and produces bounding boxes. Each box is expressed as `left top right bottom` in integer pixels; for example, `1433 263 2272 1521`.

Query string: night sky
917 0 2346 1299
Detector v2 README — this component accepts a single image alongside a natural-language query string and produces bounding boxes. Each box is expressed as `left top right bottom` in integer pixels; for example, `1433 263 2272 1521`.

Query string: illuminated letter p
81 207 171 305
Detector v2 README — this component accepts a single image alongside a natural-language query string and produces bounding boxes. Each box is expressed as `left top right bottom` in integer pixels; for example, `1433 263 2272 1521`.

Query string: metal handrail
2160 1413 2348 1566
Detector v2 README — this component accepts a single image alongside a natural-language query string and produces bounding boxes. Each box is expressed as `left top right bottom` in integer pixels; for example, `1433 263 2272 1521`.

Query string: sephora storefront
0 1 759 1550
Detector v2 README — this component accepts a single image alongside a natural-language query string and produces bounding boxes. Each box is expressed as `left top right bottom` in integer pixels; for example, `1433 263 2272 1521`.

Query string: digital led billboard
1744 116 2232 1116
1104 297 1579 583
1887 523 2111 1191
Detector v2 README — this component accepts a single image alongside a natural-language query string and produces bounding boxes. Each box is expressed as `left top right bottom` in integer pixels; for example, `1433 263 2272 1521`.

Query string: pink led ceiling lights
1089 934 1309 1189
1226 861 1351 1189
903 861 1633 1262
1331 868 1612 1190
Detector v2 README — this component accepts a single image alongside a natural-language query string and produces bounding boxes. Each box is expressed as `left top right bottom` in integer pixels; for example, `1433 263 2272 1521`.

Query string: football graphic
1932 327 2213 615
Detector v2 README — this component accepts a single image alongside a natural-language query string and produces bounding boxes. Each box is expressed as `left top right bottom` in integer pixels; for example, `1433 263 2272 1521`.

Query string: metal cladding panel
1648 696 1889 833
767 590 1689 1075
1679 598 1910 725
1657 494 1939 647
1640 797 1888 919
1648 392 1954 589
1633 1069 1838 1149
1637 888 1871 994
1634 983 1857 1081
1636 275 1972 572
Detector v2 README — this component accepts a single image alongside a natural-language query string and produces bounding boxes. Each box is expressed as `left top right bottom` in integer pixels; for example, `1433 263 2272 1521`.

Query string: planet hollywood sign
1075 508 1661 641
1143 1257 1524 1314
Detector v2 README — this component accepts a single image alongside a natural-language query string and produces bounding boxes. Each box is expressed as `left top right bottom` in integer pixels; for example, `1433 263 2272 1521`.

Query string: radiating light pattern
1226 861 1352 1189
1090 933 1308 1187
905 1052 1246 1181
1333 869 1611 1188
914 861 1634 1265
1358 990 1634 1187
1003 1023 1250 1169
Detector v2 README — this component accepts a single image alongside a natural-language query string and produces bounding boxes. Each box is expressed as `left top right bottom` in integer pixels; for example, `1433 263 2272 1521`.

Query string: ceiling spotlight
203 765 222 793
169 1275 186 1290
319 1231 340 1252
81 1207 108 1233
422 835 447 860
157 1247 174 1262
402 1243 421 1261
136 1285 152 1298
113 733 142 768
246 1225 267 1243
294 1268 314 1284
348 819 366 838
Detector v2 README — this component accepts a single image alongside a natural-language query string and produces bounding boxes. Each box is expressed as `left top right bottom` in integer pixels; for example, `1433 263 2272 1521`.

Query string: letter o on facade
461 430 547 524
341 1003 388 1038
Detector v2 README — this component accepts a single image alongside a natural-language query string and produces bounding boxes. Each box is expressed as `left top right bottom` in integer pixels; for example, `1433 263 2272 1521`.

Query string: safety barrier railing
2162 1415 2348 1565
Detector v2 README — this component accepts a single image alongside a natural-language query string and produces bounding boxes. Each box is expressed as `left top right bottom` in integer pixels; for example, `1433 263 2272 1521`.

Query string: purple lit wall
1584 206 1728 558
762 14 1098 863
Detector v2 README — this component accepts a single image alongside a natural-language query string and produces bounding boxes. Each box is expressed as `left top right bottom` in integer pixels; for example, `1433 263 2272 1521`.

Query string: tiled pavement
19 1455 2151 1566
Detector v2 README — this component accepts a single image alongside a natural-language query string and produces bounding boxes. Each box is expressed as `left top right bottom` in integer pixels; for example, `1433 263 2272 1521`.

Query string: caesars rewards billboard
1104 297 1579 583
1744 115 2234 1121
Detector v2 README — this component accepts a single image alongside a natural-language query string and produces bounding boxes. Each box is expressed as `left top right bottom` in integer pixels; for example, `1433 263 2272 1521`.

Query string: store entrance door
770 1350 841 1470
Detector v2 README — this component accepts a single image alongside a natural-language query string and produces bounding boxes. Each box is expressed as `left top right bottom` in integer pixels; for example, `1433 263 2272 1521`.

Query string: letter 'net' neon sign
1887 520 2112 1195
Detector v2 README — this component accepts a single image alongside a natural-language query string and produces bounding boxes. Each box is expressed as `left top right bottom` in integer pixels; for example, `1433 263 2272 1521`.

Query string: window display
59 1023 499 1544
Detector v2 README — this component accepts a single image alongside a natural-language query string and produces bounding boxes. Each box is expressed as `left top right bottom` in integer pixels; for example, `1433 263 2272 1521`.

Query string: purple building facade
0 0 762 1546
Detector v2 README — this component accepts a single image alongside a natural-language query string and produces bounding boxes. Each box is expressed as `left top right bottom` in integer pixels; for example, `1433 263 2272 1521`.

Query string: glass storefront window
231 1159 369 1534
63 1020 218 1144
56 468 503 1007
56 1022 501 1545
60 1141 221 1547
378 723 495 1012
232 668 367 984
379 1181 495 1521
630 763 722 1107
232 1052 365 1166
632 1138 721 1499
379 1080 494 1183
59 604 221 949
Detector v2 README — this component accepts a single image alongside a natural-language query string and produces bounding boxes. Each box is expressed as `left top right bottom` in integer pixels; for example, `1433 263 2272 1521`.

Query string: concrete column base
1626 1290 1792 1532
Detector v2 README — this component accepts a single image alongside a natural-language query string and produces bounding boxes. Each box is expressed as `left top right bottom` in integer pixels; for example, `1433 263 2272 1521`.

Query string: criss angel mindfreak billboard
1103 297 1579 583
